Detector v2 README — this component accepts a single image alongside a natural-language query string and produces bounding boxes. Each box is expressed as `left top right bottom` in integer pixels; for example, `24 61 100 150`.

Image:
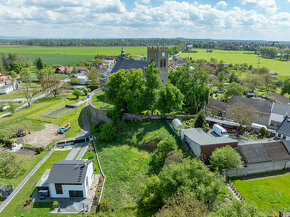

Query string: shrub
26 199 31 205
210 145 243 171
52 201 59 207
96 200 113 213
107 107 123 122
100 123 116 142
35 147 44 154
259 127 267 138
70 78 79 85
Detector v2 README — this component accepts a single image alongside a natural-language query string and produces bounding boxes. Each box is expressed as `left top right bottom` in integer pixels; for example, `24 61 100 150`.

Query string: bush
0 138 12 148
259 127 267 138
52 201 59 208
100 123 116 142
210 145 242 171
96 200 113 213
70 78 79 85
107 107 123 122
72 89 82 99
35 147 44 154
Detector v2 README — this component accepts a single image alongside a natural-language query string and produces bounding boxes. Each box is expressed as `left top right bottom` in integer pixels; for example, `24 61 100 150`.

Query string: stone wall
88 90 111 123
122 113 196 122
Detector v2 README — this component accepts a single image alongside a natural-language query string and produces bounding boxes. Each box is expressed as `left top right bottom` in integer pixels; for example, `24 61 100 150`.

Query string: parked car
213 124 229 137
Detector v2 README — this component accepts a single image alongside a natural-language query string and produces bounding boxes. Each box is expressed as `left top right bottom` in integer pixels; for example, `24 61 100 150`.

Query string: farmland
0 46 147 65
181 49 290 78
232 173 290 213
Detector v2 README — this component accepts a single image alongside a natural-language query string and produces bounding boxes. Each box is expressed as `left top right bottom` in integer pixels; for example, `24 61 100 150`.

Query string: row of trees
105 63 184 115
259 46 278 58
0 53 31 77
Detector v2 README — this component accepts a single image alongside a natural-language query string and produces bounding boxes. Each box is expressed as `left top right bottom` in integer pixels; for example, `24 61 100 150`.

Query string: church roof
111 58 149 74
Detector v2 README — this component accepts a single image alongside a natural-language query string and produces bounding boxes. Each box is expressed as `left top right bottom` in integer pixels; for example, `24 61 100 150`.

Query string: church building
111 47 169 84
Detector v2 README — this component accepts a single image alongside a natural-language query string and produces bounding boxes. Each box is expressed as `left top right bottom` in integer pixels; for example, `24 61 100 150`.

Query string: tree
212 200 266 217
144 62 162 114
20 68 37 106
224 82 245 99
244 75 263 92
155 191 209 217
100 123 116 142
72 89 82 99
218 71 225 82
229 72 239 83
210 146 242 171
9 60 22 73
34 57 44 70
0 151 26 179
87 67 100 81
194 110 206 128
50 77 61 98
142 159 228 210
227 102 256 127
70 78 79 85
156 83 183 115
9 70 17 78
8 102 15 115
281 78 290 96
259 127 267 138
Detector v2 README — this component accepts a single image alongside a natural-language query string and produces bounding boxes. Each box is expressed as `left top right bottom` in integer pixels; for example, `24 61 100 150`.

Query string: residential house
36 160 93 199
0 73 18 94
276 116 290 141
227 141 290 177
55 66 73 74
72 74 88 85
207 98 227 116
0 85 14 94
92 62 107 74
226 96 273 126
269 103 290 129
75 67 88 74
180 128 238 160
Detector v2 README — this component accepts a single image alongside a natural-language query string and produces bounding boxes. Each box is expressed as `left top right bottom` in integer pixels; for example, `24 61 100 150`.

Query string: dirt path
17 123 65 147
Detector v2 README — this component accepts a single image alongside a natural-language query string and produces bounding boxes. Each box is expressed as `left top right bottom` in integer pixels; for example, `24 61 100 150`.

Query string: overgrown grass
1 150 71 217
232 173 290 213
181 49 290 78
82 148 101 174
91 91 113 110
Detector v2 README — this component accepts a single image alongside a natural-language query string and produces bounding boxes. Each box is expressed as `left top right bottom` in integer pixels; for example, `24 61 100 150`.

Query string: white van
251 123 267 131
213 124 229 137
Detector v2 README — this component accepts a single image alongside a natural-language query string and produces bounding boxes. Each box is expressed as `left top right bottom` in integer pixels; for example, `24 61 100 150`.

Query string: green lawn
0 47 146 65
1 150 71 217
91 91 113 110
181 49 290 78
0 94 84 138
82 148 101 174
232 173 290 213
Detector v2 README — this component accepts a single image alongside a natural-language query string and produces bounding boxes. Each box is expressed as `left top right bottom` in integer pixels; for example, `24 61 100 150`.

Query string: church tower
147 46 168 84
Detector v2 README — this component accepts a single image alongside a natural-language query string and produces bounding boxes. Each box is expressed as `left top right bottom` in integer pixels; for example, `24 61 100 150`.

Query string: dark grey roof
238 141 290 164
182 128 237 146
228 96 273 114
283 141 290 154
264 92 290 104
208 98 227 112
277 116 290 136
46 160 92 184
111 58 149 74
271 103 290 116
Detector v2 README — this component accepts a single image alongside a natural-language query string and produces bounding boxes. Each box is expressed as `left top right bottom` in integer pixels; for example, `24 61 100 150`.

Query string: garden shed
172 118 184 132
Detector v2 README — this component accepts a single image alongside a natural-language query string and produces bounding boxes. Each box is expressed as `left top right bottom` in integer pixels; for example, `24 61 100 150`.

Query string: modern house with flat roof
36 160 93 199
180 128 238 159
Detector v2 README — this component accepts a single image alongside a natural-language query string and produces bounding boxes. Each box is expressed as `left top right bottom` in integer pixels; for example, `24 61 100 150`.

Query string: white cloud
0 0 289 40
217 1 228 7
241 0 277 13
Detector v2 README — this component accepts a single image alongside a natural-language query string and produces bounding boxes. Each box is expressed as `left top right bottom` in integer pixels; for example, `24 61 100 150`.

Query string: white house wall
84 162 94 197
49 183 86 198
269 113 285 126
184 135 201 157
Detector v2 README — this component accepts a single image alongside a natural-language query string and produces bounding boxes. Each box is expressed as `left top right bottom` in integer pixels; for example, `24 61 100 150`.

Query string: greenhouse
172 118 184 132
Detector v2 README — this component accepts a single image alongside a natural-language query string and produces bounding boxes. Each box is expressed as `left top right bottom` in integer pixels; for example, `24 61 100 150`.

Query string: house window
160 59 163 67
278 134 281 138
163 59 166 67
55 184 63 194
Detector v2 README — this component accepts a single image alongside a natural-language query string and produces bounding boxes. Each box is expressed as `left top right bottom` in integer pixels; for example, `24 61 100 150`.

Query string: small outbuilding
172 118 184 132
181 128 238 160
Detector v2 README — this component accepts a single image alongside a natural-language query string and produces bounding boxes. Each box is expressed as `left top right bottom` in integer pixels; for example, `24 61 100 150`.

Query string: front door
69 191 83 198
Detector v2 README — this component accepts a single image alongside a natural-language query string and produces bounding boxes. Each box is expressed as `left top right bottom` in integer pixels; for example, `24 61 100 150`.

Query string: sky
0 0 289 41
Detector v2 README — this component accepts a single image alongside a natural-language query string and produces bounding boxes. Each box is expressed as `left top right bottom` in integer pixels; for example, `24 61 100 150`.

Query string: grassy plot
0 46 147 65
232 173 290 213
82 148 101 174
91 91 113 110
94 121 176 210
181 49 290 78
1 150 71 217
0 95 84 138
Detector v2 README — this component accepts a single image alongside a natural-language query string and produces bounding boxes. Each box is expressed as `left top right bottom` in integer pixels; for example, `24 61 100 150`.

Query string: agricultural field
232 173 290 213
181 49 290 78
0 46 147 65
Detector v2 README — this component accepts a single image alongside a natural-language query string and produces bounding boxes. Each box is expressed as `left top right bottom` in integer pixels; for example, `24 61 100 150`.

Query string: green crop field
232 173 290 213
0 46 147 65
181 49 290 78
